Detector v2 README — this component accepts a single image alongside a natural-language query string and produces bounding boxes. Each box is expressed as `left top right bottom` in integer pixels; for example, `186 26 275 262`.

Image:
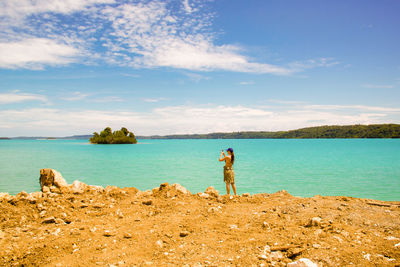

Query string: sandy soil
0 183 399 266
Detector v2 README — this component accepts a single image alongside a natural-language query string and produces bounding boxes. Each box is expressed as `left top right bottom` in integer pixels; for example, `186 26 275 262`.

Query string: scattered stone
287 258 318 267
103 230 114 237
88 185 104 193
180 231 190 237
384 236 400 241
229 224 239 230
116 209 124 218
270 251 283 261
155 240 163 248
263 245 271 254
258 254 268 260
306 217 322 227
159 182 169 189
42 186 50 193
207 206 221 213
142 200 153 205
333 235 343 243
363 253 371 261
16 191 29 199
198 192 210 199
71 180 87 194
93 203 105 209
124 233 132 239
55 218 65 224
42 217 56 224
204 186 219 197
262 221 270 229
171 183 191 195
242 193 251 197
50 186 61 193
0 192 12 202
312 244 321 249
394 242 400 248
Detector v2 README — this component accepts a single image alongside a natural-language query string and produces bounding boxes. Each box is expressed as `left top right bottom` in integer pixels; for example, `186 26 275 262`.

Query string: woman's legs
226 182 230 195
231 183 237 195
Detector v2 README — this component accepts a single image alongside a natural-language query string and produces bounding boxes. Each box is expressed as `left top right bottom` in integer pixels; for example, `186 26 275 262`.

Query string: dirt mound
1 184 399 266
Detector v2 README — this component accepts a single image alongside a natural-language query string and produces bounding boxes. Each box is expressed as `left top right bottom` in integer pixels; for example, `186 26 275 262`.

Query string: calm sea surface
0 139 399 200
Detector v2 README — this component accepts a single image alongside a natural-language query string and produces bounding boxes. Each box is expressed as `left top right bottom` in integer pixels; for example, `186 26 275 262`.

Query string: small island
89 127 137 144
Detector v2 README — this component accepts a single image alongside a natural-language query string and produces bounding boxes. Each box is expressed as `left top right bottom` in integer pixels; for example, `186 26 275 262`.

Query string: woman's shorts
223 166 235 184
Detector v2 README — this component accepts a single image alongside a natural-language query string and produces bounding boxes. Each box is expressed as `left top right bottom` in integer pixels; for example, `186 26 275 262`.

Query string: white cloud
239 81 255 85
304 104 400 113
0 0 336 74
361 84 394 89
0 92 48 104
62 91 90 101
91 96 124 103
288 58 339 72
142 97 168 103
1 103 398 136
0 0 115 20
182 0 193 13
0 38 79 69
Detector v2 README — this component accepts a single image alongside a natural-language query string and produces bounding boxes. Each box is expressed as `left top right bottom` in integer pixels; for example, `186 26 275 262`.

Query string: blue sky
0 0 399 136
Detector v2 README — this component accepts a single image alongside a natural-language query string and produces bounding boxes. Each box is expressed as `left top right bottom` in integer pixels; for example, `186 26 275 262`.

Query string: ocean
0 139 399 201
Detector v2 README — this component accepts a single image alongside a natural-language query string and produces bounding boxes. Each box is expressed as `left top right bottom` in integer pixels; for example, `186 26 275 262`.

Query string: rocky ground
0 182 399 266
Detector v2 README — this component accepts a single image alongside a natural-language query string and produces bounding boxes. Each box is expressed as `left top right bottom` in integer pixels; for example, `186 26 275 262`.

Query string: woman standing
219 148 237 196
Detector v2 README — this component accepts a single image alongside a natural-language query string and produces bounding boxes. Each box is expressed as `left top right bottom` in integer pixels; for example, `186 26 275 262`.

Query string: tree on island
90 127 137 144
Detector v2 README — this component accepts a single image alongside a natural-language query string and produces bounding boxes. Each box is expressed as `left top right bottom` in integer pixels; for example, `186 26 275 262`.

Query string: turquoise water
0 139 399 201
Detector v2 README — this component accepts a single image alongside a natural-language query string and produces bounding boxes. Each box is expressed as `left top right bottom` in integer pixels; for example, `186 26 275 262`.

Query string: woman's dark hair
227 148 235 165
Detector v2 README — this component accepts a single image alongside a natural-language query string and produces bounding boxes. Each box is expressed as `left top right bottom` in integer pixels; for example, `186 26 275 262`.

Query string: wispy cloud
0 92 48 104
0 0 336 74
1 103 398 136
62 91 90 101
0 38 80 69
91 96 124 103
142 97 168 103
182 72 210 82
239 81 255 85
361 84 394 89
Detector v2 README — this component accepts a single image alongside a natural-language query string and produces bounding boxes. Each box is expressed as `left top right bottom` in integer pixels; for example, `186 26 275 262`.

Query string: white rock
363 253 371 261
0 192 12 201
155 240 163 248
270 251 283 261
229 224 238 230
198 192 210 198
71 180 87 194
42 186 50 193
258 254 268 260
16 191 29 198
307 217 322 227
263 245 271 254
30 191 43 199
287 258 318 267
52 169 68 188
395 242 400 248
385 236 400 241
39 169 68 190
204 186 219 197
171 183 191 195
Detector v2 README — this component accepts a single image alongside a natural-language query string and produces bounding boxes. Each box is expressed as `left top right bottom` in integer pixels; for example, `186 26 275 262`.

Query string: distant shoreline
3 124 400 140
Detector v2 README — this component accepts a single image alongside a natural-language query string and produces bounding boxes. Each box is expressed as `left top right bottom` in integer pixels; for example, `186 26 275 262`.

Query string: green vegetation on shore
90 127 137 144
139 124 400 139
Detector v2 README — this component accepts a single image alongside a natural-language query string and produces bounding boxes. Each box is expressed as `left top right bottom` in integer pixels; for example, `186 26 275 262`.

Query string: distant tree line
90 127 137 144
138 124 400 139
